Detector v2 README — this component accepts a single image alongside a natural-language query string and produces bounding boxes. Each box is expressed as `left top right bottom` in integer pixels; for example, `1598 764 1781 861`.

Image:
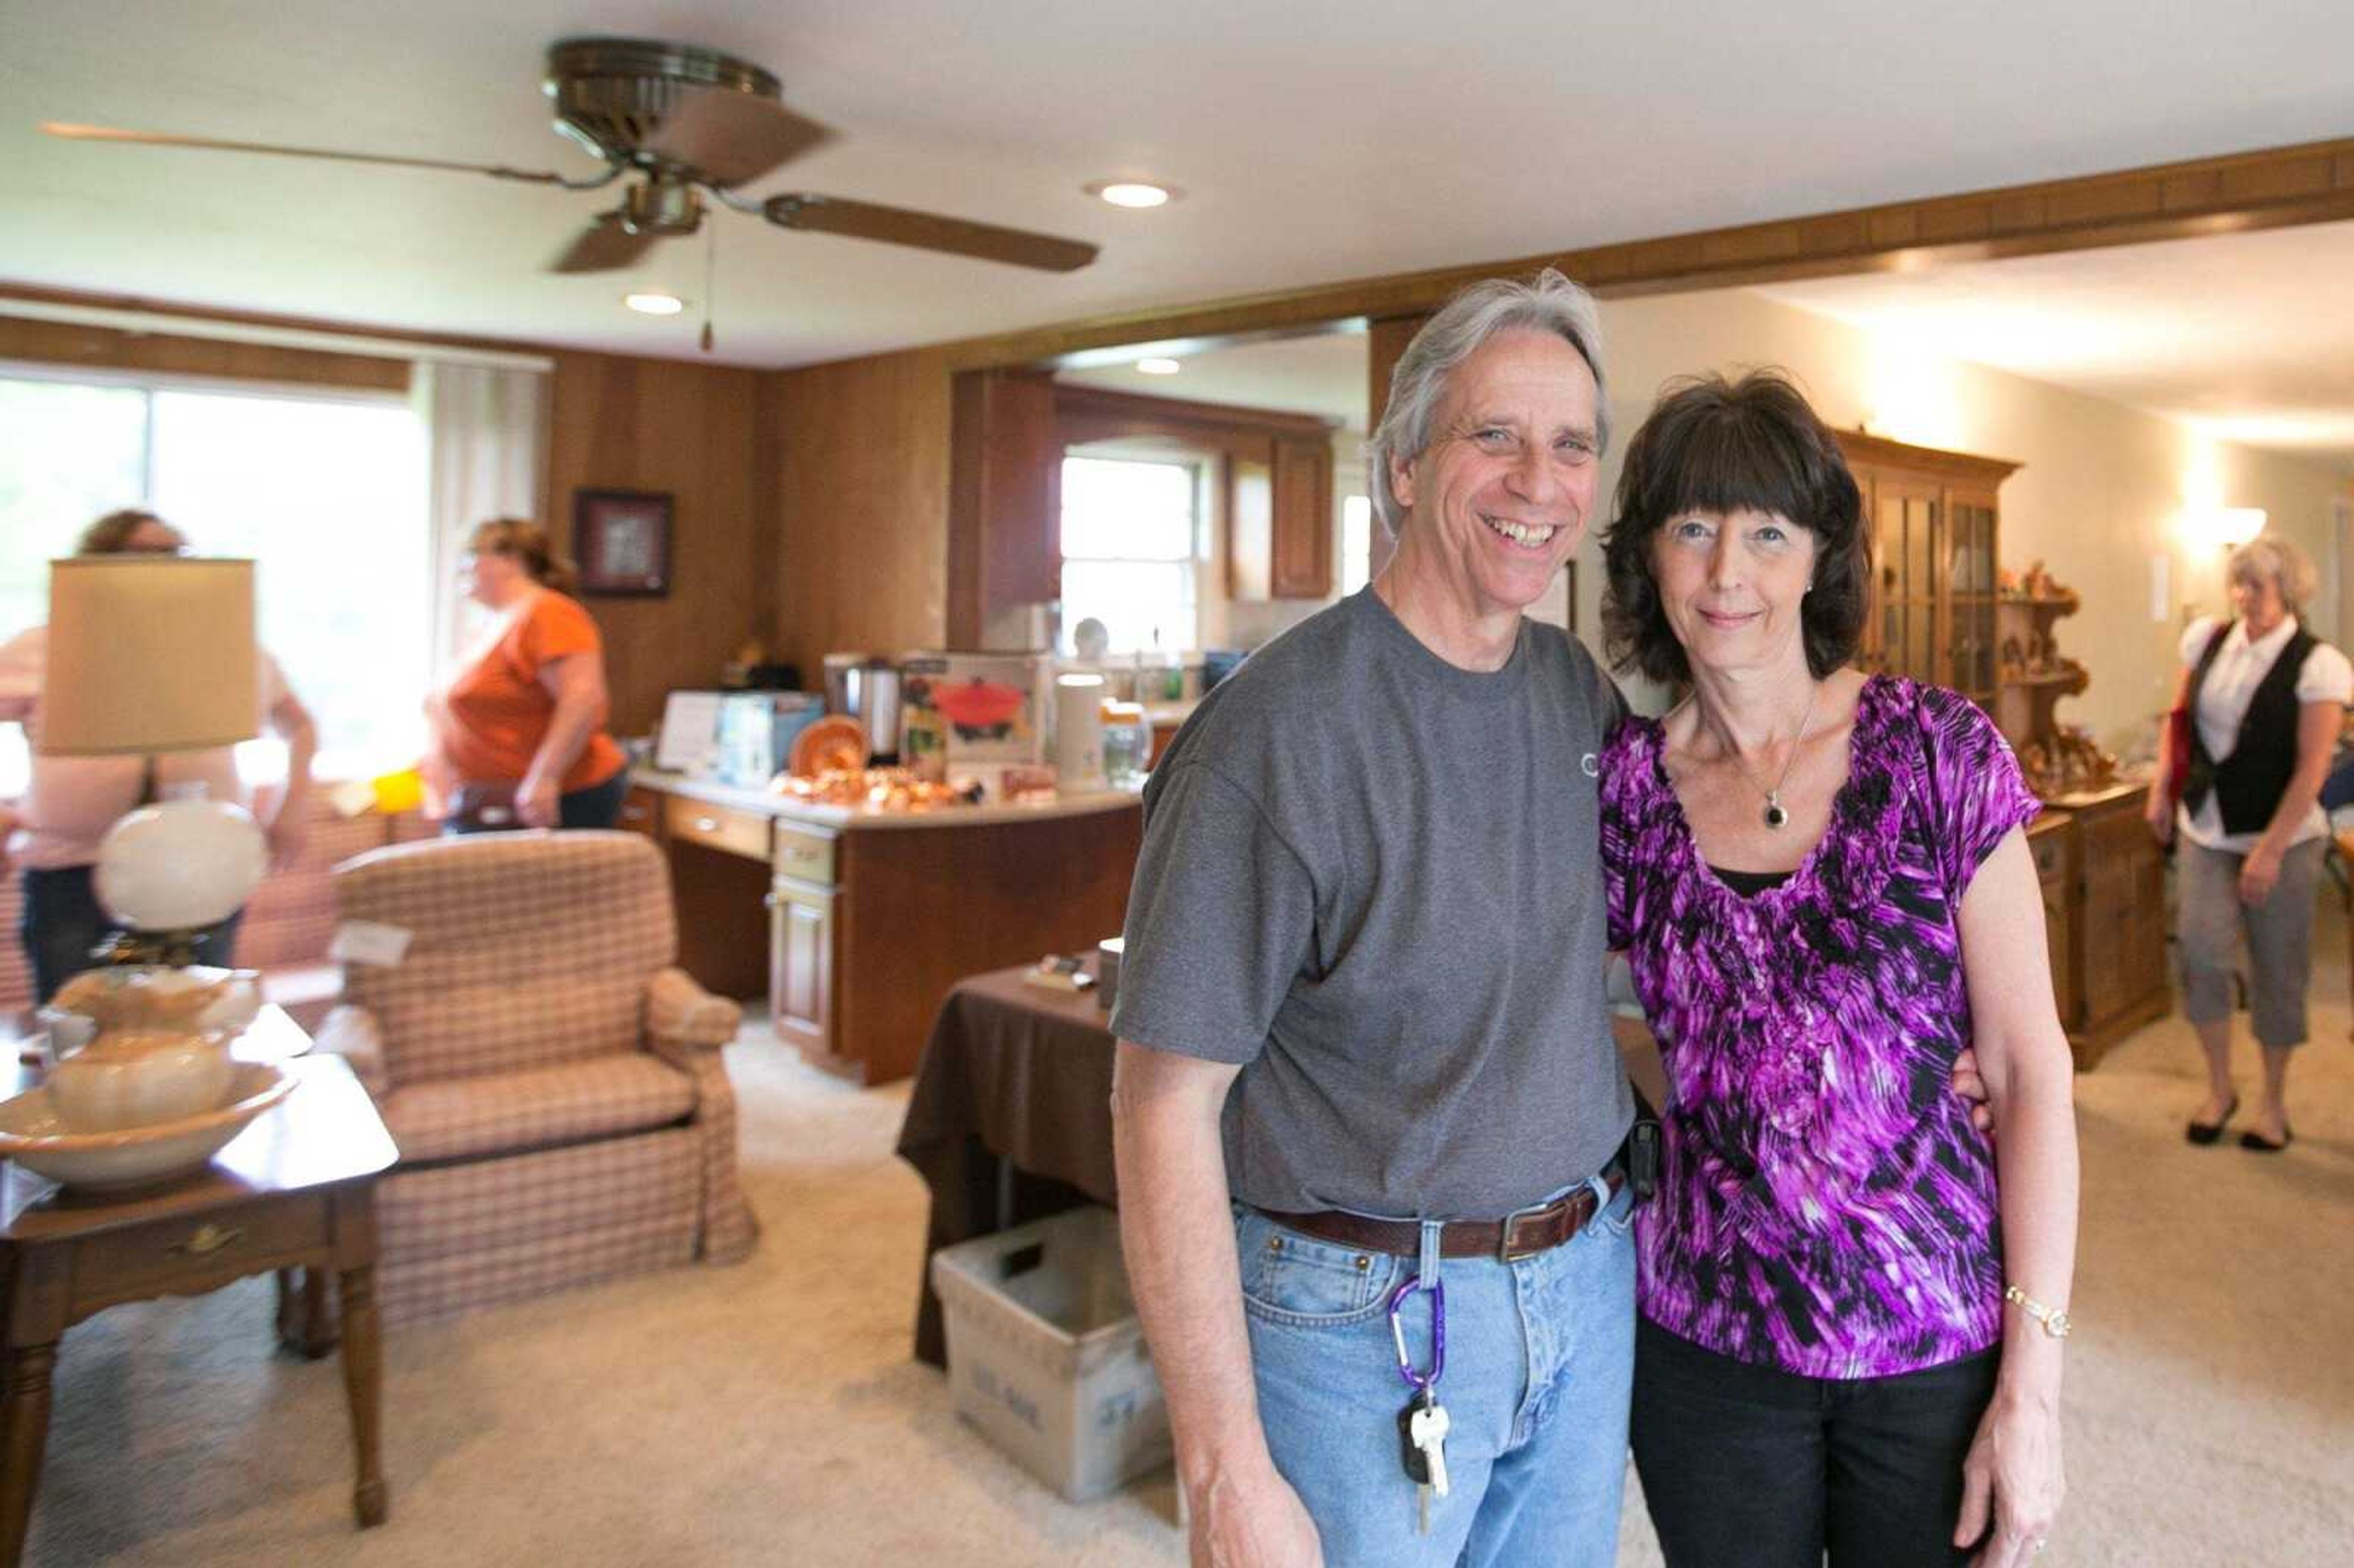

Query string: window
0 371 429 791
1059 455 1200 656
1341 493 1374 596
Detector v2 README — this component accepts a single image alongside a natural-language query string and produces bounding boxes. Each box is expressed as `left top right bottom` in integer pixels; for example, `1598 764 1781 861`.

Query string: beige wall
1571 287 2348 753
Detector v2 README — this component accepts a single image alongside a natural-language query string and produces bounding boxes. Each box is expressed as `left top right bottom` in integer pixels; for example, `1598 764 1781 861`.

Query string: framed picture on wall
573 489 673 596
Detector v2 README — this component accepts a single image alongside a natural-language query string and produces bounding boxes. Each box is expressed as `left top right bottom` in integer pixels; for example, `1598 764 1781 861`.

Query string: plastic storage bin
930 1205 1172 1502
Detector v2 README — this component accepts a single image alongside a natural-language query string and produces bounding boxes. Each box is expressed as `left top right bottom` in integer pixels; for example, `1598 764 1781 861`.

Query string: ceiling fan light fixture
1089 180 1175 209
624 291 685 315
1135 357 1182 375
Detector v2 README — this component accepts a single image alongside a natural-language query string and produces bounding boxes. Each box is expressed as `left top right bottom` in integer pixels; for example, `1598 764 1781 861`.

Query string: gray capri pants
2176 835 2326 1048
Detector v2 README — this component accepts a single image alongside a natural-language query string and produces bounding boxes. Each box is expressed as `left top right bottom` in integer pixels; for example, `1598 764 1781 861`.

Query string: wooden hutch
1837 430 2169 1068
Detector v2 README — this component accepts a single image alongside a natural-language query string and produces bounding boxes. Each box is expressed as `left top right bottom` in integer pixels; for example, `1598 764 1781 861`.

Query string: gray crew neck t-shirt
1111 587 1634 1220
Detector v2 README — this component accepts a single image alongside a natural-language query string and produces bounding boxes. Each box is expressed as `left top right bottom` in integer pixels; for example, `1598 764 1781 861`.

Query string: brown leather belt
1260 1172 1625 1265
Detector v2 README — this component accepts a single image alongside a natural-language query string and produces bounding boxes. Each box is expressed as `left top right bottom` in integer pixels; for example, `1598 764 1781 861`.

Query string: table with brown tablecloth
897 962 1123 1366
895 960 1670 1367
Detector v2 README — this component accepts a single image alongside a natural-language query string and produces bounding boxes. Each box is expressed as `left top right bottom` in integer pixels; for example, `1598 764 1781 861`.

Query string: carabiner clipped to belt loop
1388 1217 1448 1393
1387 1274 1446 1390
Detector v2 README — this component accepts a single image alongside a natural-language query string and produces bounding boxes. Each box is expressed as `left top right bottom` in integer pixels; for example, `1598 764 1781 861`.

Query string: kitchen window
1059 454 1201 657
0 370 429 792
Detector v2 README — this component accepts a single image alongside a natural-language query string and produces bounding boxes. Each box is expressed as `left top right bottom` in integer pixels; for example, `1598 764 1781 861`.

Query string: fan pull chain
701 222 717 354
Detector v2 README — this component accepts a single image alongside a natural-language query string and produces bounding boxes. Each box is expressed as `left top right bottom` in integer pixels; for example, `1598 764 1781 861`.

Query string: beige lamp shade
38 557 261 755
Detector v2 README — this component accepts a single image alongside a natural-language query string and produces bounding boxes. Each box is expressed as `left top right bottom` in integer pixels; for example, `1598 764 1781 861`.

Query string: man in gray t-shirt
1111 270 1637 1568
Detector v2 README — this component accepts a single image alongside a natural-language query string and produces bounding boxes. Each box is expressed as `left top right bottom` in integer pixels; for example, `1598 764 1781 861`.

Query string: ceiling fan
40 36 1102 281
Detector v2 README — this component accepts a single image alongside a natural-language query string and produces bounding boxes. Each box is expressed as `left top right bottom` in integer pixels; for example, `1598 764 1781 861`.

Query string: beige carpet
24 921 2354 1566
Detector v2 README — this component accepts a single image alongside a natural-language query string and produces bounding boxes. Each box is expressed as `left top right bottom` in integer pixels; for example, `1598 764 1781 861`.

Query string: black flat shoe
2239 1123 2293 1153
2185 1095 2240 1146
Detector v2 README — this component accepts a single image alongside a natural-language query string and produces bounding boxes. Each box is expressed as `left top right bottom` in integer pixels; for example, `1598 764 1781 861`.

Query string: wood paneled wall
544 350 774 736
0 315 410 393
770 348 954 681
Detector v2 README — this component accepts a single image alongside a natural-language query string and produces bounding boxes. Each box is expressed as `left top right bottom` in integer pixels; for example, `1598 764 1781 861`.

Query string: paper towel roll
1054 674 1107 790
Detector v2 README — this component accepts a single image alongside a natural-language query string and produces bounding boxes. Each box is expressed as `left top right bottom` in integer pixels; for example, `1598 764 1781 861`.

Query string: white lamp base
94 798 269 933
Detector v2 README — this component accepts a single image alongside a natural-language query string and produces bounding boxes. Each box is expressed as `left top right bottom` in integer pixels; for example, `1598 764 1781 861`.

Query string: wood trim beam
929 134 2354 372
1054 382 1335 438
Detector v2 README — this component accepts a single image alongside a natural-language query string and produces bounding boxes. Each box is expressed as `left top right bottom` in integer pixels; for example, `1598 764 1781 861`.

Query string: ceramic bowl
0 1063 294 1191
47 965 263 1038
45 1030 236 1132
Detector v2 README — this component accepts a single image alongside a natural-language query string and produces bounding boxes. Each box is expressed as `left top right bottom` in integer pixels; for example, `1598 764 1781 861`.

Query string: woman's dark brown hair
468 517 579 594
1600 370 1870 685
75 509 177 556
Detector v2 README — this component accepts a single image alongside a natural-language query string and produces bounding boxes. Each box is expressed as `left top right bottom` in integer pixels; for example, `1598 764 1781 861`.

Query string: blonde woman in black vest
2147 534 2350 1151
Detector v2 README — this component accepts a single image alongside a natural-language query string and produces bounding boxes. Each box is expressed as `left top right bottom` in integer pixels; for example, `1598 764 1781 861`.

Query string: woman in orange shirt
426 519 628 833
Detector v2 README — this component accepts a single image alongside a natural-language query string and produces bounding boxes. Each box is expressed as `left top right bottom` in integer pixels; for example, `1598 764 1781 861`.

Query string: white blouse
2176 615 2353 853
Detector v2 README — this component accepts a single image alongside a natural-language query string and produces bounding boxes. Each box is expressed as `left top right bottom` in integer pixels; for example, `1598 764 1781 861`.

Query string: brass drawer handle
170 1223 244 1258
695 815 721 833
784 845 820 862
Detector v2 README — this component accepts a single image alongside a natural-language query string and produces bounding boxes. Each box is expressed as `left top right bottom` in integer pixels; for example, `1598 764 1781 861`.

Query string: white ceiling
1759 222 2354 474
1060 331 1370 428
4 0 2351 378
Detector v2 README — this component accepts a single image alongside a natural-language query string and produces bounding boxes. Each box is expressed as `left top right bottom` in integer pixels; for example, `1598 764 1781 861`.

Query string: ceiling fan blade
40 120 569 185
642 89 833 189
763 194 1098 272
549 214 663 275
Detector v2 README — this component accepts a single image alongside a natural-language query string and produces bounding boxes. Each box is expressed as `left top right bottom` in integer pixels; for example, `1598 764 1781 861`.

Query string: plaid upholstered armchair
316 831 758 1326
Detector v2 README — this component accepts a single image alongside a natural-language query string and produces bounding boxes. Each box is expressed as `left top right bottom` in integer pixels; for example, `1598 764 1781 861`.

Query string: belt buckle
1495 1198 1556 1265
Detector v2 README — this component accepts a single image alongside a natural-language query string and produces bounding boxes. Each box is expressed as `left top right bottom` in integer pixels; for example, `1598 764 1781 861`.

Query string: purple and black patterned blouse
1601 677 2040 1379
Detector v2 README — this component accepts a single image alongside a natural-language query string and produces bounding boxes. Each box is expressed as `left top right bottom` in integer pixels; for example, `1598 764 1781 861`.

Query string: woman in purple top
1596 372 2079 1568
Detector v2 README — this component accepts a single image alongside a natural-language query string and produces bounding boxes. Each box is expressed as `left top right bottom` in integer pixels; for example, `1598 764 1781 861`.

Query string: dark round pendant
1764 801 1790 831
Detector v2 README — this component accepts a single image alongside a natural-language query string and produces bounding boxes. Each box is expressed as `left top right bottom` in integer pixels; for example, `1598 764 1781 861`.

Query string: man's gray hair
1368 268 1609 538
2228 532 2320 617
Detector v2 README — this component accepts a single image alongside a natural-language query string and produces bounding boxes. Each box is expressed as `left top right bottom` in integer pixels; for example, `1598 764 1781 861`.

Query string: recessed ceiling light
624 292 685 316
1089 180 1176 208
1135 357 1182 375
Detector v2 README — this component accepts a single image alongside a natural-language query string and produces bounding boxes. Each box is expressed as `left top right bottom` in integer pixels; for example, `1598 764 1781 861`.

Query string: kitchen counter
620 765 1142 1086
631 768 1141 830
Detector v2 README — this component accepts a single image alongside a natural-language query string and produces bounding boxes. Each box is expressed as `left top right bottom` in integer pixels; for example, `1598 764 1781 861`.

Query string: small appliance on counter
823 652 905 764
1053 673 1107 791
899 651 1049 785
714 691 827 787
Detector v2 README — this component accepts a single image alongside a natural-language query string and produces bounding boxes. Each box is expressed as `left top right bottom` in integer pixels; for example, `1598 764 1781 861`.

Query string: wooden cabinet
1227 434 1335 601
768 878 837 1062
2027 811 2076 1030
763 804 1143 1084
2035 783 2170 1070
1269 433 1335 599
947 367 1062 645
1837 432 2017 708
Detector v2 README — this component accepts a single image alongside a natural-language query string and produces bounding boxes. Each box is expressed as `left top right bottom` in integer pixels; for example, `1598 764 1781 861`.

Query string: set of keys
1387 1273 1452 1535
1396 1387 1452 1534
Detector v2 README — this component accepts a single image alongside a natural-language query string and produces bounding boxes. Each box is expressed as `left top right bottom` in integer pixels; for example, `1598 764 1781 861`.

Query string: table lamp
37 557 269 967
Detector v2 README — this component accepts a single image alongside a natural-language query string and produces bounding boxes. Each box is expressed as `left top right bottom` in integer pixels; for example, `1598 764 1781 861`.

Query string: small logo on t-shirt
1581 753 1599 778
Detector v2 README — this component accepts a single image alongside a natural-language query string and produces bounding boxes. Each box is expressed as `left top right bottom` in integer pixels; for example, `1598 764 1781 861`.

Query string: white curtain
412 360 547 671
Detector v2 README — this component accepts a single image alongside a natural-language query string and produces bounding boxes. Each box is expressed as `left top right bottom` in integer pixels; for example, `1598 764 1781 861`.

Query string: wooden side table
0 1046 397 1565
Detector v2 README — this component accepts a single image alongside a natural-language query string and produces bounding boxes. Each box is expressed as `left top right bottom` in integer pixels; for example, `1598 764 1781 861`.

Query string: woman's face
1650 507 1818 679
463 547 526 607
2229 568 2287 633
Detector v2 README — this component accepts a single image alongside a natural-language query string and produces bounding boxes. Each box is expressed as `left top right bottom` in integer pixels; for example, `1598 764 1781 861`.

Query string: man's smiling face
1390 328 1601 622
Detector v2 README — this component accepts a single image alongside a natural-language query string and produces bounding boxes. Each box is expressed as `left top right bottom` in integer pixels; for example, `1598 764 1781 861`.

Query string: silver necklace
1720 682 1823 831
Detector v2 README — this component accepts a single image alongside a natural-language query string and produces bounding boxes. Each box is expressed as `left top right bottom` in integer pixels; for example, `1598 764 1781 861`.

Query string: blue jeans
18 864 245 1003
1237 1180 1637 1567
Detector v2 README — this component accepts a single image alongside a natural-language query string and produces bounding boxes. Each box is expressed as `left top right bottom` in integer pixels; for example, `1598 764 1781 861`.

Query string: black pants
18 864 244 1003
1631 1316 1998 1568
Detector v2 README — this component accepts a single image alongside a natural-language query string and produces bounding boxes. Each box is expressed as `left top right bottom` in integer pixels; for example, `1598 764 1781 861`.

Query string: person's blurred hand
517 774 561 829
0 803 20 875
